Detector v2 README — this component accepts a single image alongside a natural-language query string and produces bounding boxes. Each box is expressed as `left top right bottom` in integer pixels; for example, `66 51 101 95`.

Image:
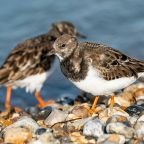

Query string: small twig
51 117 82 128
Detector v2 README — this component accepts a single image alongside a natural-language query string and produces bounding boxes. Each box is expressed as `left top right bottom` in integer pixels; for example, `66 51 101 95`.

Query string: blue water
0 0 144 108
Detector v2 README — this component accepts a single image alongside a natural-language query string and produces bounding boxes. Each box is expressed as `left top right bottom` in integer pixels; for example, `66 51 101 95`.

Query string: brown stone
4 127 32 144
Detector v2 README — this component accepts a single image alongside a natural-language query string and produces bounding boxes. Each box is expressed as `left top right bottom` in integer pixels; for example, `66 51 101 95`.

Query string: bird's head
49 34 78 61
52 21 86 38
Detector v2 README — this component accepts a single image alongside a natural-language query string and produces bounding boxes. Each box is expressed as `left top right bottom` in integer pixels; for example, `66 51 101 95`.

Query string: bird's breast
60 58 88 82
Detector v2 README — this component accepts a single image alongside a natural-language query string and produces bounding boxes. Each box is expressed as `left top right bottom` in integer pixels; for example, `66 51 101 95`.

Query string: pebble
35 128 47 135
128 139 144 144
134 88 144 100
0 83 144 143
66 117 92 131
26 106 52 120
32 131 60 144
4 127 32 144
96 104 106 114
71 104 89 118
112 95 132 108
134 121 144 138
106 122 134 139
57 96 74 105
136 98 144 105
129 111 144 126
59 136 73 144
125 105 144 117
3 116 39 133
136 99 144 107
137 114 144 122
0 118 12 127
74 94 90 104
44 109 68 127
36 107 52 120
129 115 139 126
25 106 40 116
99 107 129 123
83 118 104 138
106 115 130 125
97 134 125 144
70 132 96 144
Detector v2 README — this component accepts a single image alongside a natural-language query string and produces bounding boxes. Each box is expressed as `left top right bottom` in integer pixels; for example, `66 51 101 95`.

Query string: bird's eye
61 44 66 48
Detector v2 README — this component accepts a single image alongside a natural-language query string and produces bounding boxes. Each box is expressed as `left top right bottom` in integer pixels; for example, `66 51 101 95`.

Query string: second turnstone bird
49 34 144 113
0 21 86 109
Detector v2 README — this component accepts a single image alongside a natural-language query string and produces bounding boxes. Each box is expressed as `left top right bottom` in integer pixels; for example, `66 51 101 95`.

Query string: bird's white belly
13 71 50 93
72 66 141 95
12 58 57 93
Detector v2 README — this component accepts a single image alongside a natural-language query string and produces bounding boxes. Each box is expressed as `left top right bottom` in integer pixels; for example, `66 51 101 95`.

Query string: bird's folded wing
82 42 144 80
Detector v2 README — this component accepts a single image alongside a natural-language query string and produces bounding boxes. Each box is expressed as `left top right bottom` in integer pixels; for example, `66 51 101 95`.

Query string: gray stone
83 118 104 138
134 121 144 138
44 109 68 127
128 116 139 126
106 122 134 139
125 105 144 117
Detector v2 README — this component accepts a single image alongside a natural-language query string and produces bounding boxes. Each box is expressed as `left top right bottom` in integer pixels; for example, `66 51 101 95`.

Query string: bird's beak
76 32 87 39
48 49 55 56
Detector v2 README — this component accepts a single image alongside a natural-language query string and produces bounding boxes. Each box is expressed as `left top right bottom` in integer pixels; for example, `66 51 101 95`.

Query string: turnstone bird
49 34 144 113
0 21 86 109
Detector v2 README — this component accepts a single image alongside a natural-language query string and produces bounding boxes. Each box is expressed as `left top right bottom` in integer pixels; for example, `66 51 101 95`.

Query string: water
0 0 144 108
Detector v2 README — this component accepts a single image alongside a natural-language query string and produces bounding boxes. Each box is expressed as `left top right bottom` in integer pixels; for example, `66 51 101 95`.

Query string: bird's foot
35 91 55 108
88 107 97 115
5 103 11 110
88 95 99 115
109 95 115 112
37 100 55 108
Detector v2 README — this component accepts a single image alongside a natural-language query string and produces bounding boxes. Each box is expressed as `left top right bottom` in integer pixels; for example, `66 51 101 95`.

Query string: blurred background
0 0 144 108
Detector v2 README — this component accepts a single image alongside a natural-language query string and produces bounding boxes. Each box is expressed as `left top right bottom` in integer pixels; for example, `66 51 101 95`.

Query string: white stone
134 121 144 138
4 116 39 133
137 114 144 122
83 118 104 138
44 109 68 127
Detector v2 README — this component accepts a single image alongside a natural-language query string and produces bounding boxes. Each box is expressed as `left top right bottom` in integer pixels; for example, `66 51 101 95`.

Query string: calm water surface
0 0 144 108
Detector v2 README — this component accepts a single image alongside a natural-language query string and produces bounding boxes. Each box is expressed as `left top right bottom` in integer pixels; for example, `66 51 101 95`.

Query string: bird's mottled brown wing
0 43 54 85
81 42 144 80
14 31 57 52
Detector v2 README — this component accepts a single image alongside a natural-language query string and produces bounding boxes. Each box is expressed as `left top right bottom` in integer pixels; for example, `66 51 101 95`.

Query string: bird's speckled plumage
52 34 144 95
79 42 144 80
0 22 85 93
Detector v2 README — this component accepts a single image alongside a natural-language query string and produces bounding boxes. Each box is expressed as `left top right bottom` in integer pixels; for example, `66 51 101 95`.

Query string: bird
49 34 144 113
0 21 86 109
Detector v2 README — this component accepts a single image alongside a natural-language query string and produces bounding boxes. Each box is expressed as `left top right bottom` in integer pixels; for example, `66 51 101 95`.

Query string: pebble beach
0 83 144 144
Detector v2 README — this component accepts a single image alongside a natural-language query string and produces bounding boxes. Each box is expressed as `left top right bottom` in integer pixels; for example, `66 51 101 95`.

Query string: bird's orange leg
35 91 55 108
110 95 115 108
89 96 99 114
5 85 12 109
